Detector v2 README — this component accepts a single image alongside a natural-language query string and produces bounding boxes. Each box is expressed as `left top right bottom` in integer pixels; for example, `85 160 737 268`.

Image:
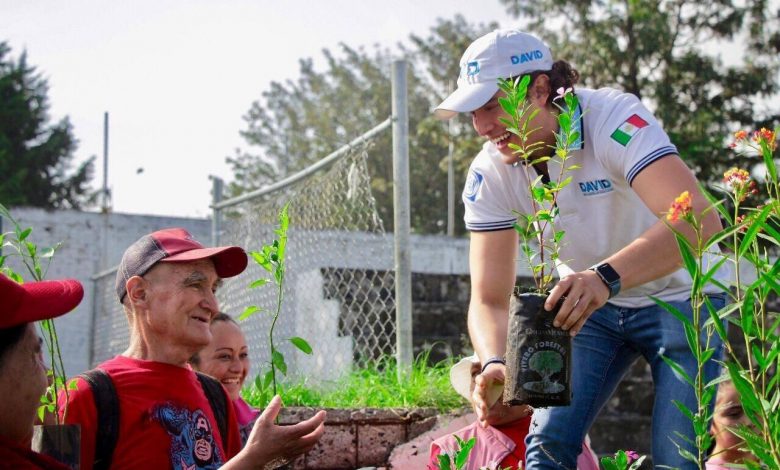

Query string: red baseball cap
115 228 248 302
1 274 84 329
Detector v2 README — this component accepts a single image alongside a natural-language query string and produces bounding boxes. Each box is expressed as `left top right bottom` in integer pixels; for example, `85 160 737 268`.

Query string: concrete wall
2 207 210 377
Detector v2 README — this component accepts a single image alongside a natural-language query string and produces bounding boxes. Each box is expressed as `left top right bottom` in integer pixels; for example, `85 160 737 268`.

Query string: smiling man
435 29 730 469
62 228 326 469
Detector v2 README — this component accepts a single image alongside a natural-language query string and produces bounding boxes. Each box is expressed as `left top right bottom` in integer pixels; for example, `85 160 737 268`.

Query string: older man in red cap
0 273 84 469
62 228 325 469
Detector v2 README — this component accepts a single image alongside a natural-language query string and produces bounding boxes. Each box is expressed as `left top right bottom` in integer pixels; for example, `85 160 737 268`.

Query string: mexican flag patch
610 114 649 146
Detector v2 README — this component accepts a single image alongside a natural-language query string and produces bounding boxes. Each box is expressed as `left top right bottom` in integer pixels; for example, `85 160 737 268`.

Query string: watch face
597 263 620 283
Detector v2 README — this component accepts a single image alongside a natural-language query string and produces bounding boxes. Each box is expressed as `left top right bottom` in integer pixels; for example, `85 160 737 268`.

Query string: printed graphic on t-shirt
464 169 484 202
610 114 648 146
152 404 224 469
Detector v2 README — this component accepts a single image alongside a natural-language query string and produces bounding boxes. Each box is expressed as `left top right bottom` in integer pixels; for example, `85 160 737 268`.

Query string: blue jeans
525 295 726 470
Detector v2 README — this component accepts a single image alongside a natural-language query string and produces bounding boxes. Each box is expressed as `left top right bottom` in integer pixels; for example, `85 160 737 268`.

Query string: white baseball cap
434 29 553 120
450 354 504 407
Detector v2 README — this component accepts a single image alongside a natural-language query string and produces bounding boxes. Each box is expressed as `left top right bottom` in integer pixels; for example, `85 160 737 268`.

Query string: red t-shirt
0 435 71 469
59 356 242 470
492 416 531 468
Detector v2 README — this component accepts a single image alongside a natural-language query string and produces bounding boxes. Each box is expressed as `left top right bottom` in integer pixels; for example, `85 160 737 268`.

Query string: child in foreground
428 354 599 470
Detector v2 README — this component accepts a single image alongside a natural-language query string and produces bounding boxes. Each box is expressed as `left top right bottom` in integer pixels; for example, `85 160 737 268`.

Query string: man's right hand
472 363 506 428
227 395 326 469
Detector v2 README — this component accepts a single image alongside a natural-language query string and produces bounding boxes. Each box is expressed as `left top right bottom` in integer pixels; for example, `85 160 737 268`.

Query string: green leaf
238 305 260 321
703 297 730 341
250 251 272 272
19 227 32 241
557 112 571 134
660 354 694 387
725 363 762 425
498 96 515 116
672 399 694 421
290 336 313 354
600 458 619 470
674 232 699 282
272 350 287 376
263 369 274 389
651 295 693 329
39 247 55 259
616 450 628 468
739 204 772 258
249 279 269 289
437 453 452 470
454 436 475 469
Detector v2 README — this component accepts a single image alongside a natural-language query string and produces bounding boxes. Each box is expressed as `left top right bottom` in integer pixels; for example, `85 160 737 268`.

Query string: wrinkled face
0 324 48 441
711 382 750 452
140 260 222 350
468 362 530 426
197 320 249 401
470 79 557 165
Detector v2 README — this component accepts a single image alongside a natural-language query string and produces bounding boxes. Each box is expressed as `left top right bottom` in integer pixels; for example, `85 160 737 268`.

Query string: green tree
227 16 494 234
528 350 564 385
0 42 95 209
498 0 780 184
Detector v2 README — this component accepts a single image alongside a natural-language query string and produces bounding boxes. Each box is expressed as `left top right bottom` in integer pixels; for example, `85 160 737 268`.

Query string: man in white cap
435 29 729 469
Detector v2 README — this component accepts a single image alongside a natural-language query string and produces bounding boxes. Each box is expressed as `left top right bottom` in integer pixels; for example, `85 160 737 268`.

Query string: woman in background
191 313 260 445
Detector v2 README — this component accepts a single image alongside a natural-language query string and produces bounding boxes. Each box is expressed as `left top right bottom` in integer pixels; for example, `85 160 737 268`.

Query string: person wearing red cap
61 228 325 469
0 273 84 469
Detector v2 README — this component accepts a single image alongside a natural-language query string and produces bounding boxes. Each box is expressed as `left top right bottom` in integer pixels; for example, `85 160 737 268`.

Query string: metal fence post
392 60 413 376
211 176 224 247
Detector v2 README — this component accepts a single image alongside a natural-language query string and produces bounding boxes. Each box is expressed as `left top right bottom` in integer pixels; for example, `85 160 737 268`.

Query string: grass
242 350 468 412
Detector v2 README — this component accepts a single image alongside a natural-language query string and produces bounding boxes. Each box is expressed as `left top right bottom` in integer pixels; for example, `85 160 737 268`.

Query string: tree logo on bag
521 342 566 393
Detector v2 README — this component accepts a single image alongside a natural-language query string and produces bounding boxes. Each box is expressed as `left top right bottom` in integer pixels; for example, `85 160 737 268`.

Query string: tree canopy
227 15 494 234
0 42 95 210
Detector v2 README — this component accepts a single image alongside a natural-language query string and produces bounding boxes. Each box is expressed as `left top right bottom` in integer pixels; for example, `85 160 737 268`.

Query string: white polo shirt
463 87 729 307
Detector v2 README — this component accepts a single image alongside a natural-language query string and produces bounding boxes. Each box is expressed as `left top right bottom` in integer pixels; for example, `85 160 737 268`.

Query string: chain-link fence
90 265 125 365
215 141 397 383
91 133 399 384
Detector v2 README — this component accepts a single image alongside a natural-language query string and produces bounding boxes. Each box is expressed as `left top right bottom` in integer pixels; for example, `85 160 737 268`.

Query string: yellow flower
667 191 692 222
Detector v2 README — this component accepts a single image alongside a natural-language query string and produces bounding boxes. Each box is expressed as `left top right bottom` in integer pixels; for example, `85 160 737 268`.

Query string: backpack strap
196 372 229 446
79 368 119 470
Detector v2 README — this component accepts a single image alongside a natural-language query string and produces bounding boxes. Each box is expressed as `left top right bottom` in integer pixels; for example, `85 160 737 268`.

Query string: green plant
436 436 476 470
498 76 581 293
239 203 312 402
662 127 780 468
601 450 645 470
0 203 74 423
243 349 463 411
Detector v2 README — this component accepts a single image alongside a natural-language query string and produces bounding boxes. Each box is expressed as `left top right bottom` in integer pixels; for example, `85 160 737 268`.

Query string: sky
1 0 511 218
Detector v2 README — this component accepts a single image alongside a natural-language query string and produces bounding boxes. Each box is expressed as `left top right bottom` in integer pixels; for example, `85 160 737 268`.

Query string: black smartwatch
589 262 621 299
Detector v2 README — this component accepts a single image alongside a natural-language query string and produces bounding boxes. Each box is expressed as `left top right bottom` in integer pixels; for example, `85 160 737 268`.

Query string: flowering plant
662 126 780 468
497 76 581 293
600 449 645 470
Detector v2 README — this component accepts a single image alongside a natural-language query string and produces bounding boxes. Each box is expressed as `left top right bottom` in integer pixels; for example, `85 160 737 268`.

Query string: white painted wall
2 208 210 377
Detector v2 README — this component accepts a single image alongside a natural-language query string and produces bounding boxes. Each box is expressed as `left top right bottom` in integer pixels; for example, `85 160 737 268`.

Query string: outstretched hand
545 269 610 336
472 363 506 428
234 395 326 469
